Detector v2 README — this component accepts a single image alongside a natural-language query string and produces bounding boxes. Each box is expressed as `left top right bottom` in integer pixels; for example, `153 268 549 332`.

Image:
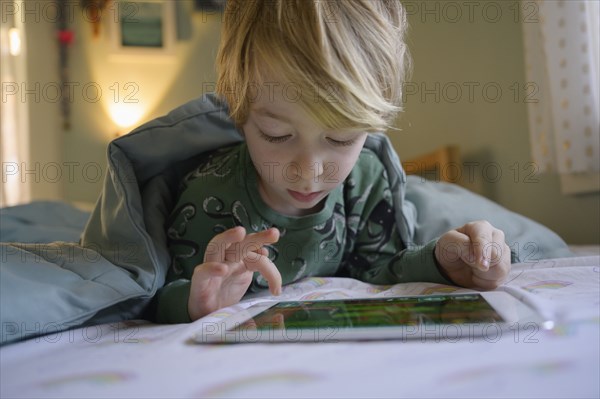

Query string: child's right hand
188 226 281 321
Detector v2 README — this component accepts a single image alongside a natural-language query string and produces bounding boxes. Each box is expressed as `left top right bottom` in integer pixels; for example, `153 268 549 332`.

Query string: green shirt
157 142 449 323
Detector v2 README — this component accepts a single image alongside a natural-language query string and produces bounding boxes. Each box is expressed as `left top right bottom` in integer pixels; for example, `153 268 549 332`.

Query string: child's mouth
287 190 323 203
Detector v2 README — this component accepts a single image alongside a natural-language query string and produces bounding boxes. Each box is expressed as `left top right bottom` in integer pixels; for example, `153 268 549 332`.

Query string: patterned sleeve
155 279 193 323
338 155 453 286
153 201 201 324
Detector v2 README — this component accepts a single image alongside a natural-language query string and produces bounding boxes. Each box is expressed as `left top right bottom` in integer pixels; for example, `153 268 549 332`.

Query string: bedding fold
0 93 573 345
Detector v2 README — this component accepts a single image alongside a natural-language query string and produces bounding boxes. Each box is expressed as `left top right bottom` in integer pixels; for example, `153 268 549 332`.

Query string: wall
391 0 599 245
18 0 222 204
21 0 599 244
62 1 223 203
20 0 63 202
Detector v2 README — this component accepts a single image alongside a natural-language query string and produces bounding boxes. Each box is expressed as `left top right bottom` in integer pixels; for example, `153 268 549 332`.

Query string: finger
471 254 510 290
242 317 258 331
458 221 493 271
240 228 279 259
470 273 503 290
242 227 280 248
486 232 511 281
471 243 511 289
204 226 246 263
471 233 510 278
226 228 279 264
270 313 285 329
437 230 473 266
242 253 283 296
254 247 270 257
193 261 229 280
471 257 506 281
489 229 508 266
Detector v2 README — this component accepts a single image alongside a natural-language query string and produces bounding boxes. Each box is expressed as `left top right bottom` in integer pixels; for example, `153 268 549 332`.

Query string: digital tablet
193 292 552 344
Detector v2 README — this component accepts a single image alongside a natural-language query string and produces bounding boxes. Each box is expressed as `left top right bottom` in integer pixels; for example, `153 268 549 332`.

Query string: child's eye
327 137 356 147
259 130 291 143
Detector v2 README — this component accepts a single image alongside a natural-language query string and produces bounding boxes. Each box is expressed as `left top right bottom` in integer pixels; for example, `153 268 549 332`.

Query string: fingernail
481 258 490 270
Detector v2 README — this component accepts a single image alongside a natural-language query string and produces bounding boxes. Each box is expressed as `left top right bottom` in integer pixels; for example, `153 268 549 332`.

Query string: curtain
522 0 599 178
1 4 30 207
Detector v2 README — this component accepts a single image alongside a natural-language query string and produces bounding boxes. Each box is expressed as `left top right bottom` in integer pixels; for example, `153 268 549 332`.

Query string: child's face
242 81 368 217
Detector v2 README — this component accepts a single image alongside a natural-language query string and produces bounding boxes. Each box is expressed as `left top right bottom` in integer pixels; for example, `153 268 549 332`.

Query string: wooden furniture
401 145 461 183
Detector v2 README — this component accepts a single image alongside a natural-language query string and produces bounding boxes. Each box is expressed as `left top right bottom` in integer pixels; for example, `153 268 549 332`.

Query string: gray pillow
405 176 573 262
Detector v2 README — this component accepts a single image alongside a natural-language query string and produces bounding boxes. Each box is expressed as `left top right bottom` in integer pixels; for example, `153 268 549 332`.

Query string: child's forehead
247 65 372 133
250 105 367 136
253 107 290 122
249 101 314 129
247 83 304 117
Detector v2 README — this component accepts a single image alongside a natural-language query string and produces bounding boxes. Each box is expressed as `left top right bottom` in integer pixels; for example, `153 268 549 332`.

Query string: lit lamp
8 28 21 56
109 103 145 137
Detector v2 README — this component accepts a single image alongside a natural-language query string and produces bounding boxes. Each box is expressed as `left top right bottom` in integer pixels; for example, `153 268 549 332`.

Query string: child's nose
310 161 324 178
293 154 324 181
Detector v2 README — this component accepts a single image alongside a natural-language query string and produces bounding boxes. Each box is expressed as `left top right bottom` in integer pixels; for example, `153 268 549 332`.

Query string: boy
156 0 510 323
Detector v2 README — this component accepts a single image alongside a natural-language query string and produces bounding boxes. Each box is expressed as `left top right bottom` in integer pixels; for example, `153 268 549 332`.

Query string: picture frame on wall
110 0 176 57
194 0 226 12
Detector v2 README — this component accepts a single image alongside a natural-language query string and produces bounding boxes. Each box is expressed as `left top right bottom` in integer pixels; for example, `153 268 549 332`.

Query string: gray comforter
0 94 572 345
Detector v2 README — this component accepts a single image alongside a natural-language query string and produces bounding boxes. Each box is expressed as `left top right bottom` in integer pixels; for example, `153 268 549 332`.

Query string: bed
1 95 598 397
1 251 598 398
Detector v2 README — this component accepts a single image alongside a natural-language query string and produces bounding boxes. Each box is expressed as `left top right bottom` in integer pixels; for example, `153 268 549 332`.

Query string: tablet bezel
193 292 549 344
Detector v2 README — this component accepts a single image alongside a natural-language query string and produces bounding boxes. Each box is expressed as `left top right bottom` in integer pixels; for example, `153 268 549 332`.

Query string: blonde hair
216 0 411 132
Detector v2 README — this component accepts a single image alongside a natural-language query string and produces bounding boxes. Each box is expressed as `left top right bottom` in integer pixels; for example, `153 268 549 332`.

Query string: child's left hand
434 220 511 290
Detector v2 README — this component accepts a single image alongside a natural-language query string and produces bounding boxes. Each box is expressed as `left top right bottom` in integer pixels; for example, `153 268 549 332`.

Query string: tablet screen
233 294 505 331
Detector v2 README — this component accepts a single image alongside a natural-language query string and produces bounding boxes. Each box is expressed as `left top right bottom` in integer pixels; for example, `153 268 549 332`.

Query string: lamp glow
9 28 21 56
109 103 144 134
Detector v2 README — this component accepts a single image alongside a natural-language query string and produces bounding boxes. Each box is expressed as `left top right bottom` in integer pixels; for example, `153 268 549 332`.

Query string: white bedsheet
1 256 598 398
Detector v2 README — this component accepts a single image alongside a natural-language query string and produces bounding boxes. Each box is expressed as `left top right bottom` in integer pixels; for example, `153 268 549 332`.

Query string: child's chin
292 196 327 215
